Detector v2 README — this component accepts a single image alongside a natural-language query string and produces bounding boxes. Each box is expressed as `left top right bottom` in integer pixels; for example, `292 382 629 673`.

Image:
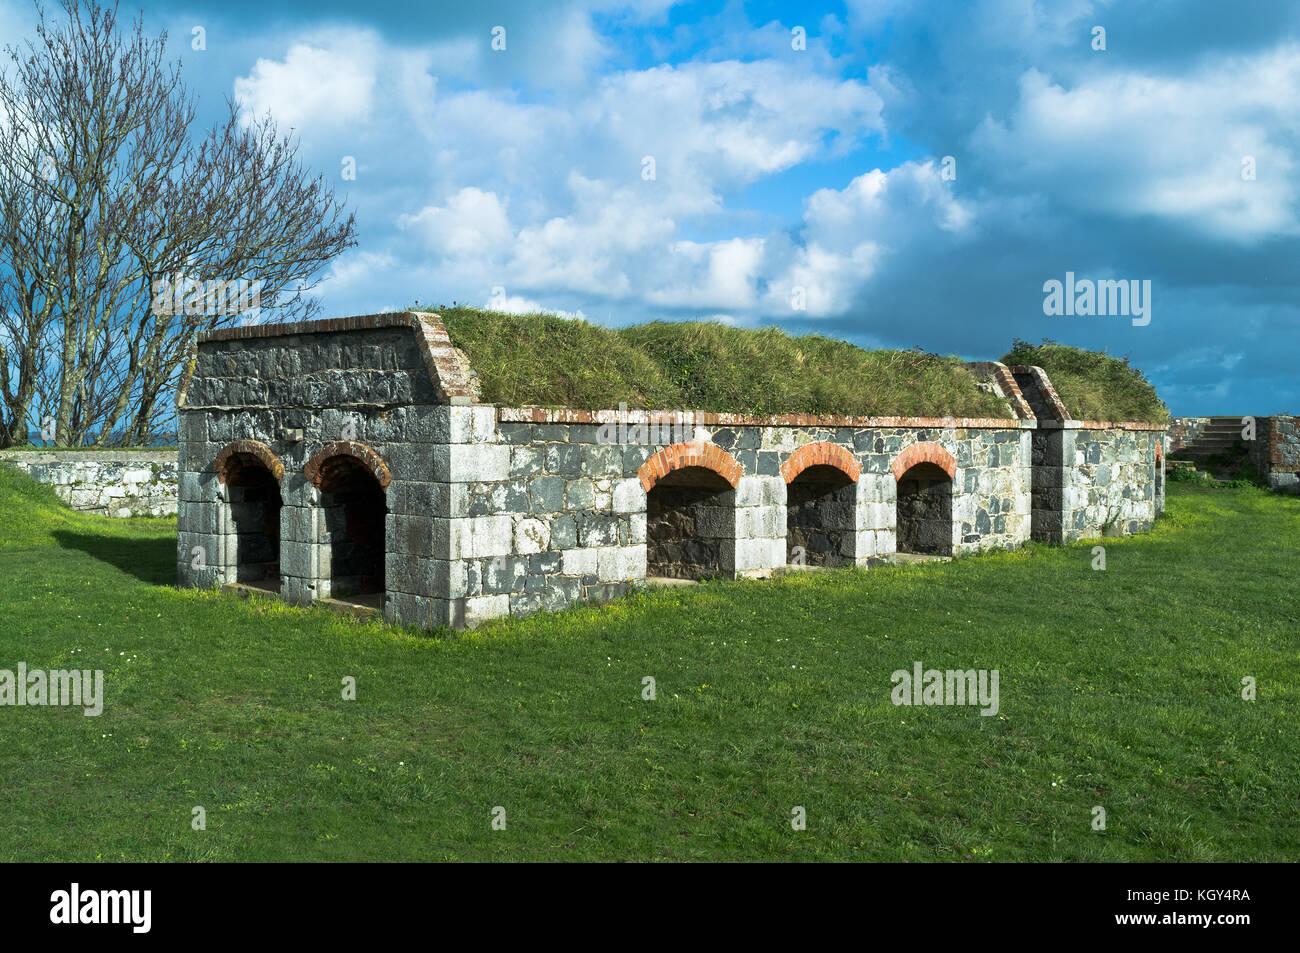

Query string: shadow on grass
51 530 175 586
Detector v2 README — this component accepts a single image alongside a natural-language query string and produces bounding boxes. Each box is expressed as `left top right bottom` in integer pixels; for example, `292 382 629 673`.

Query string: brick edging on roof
496 406 1165 431
1067 420 1168 432
1009 364 1072 421
965 361 1035 420
410 312 482 403
497 406 1031 429
198 311 420 343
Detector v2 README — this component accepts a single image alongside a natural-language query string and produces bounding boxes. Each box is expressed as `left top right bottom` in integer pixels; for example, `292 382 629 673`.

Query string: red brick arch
304 441 392 490
890 441 957 481
212 440 285 484
638 440 744 492
780 441 862 483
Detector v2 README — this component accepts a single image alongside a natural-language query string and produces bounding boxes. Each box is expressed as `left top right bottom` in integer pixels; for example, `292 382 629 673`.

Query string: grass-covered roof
432 308 1008 418
415 307 1167 424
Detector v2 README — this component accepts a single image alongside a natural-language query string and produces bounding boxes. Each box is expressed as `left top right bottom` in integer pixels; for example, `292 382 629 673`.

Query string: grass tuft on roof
1001 339 1169 425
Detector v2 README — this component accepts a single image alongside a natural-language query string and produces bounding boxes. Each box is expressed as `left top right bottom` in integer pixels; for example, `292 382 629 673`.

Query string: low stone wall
0 449 178 517
1251 416 1300 493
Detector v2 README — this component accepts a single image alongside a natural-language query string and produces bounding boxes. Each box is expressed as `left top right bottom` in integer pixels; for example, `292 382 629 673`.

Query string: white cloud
398 188 513 258
234 34 381 131
228 24 971 324
580 60 884 192
973 48 1300 242
806 160 974 239
373 58 887 310
647 237 767 310
761 160 975 316
484 292 586 320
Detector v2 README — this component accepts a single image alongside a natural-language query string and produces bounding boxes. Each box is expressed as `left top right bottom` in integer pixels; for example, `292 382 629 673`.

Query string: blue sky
6 0 1297 414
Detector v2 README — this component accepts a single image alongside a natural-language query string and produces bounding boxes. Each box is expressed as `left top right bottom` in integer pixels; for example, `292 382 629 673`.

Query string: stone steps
1172 417 1251 462
1176 446 1238 460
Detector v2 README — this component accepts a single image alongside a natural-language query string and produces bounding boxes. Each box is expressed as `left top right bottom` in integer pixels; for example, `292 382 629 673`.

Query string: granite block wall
1052 426 1162 540
433 418 1037 624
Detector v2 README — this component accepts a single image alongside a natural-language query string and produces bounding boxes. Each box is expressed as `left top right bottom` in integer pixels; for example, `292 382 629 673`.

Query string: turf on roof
433 309 1010 419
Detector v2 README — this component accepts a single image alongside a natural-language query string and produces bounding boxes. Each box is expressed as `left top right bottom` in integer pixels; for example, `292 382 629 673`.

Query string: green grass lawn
0 468 1296 861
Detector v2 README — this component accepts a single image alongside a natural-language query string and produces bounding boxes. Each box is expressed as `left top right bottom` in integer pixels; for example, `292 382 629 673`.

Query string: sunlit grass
0 471 1294 861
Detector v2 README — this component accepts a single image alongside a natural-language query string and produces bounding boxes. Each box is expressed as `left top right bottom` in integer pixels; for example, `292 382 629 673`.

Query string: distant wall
1169 414 1299 493
1167 417 1209 454
0 449 178 517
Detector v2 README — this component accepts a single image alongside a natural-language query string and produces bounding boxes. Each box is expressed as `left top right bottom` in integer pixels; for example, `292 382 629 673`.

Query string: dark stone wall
786 470 855 566
320 476 387 596
646 484 736 579
185 328 437 409
1031 428 1065 543
897 467 953 555
228 480 281 583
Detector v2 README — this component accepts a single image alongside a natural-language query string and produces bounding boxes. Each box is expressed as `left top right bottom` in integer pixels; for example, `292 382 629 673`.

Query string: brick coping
1047 419 1167 432
496 405 1165 432
197 311 421 343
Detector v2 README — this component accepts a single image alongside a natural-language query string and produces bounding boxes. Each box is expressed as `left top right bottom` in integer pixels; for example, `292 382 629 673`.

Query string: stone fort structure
174 312 1166 629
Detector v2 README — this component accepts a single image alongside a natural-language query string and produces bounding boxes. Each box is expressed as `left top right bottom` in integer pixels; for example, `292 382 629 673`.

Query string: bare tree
0 0 356 447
